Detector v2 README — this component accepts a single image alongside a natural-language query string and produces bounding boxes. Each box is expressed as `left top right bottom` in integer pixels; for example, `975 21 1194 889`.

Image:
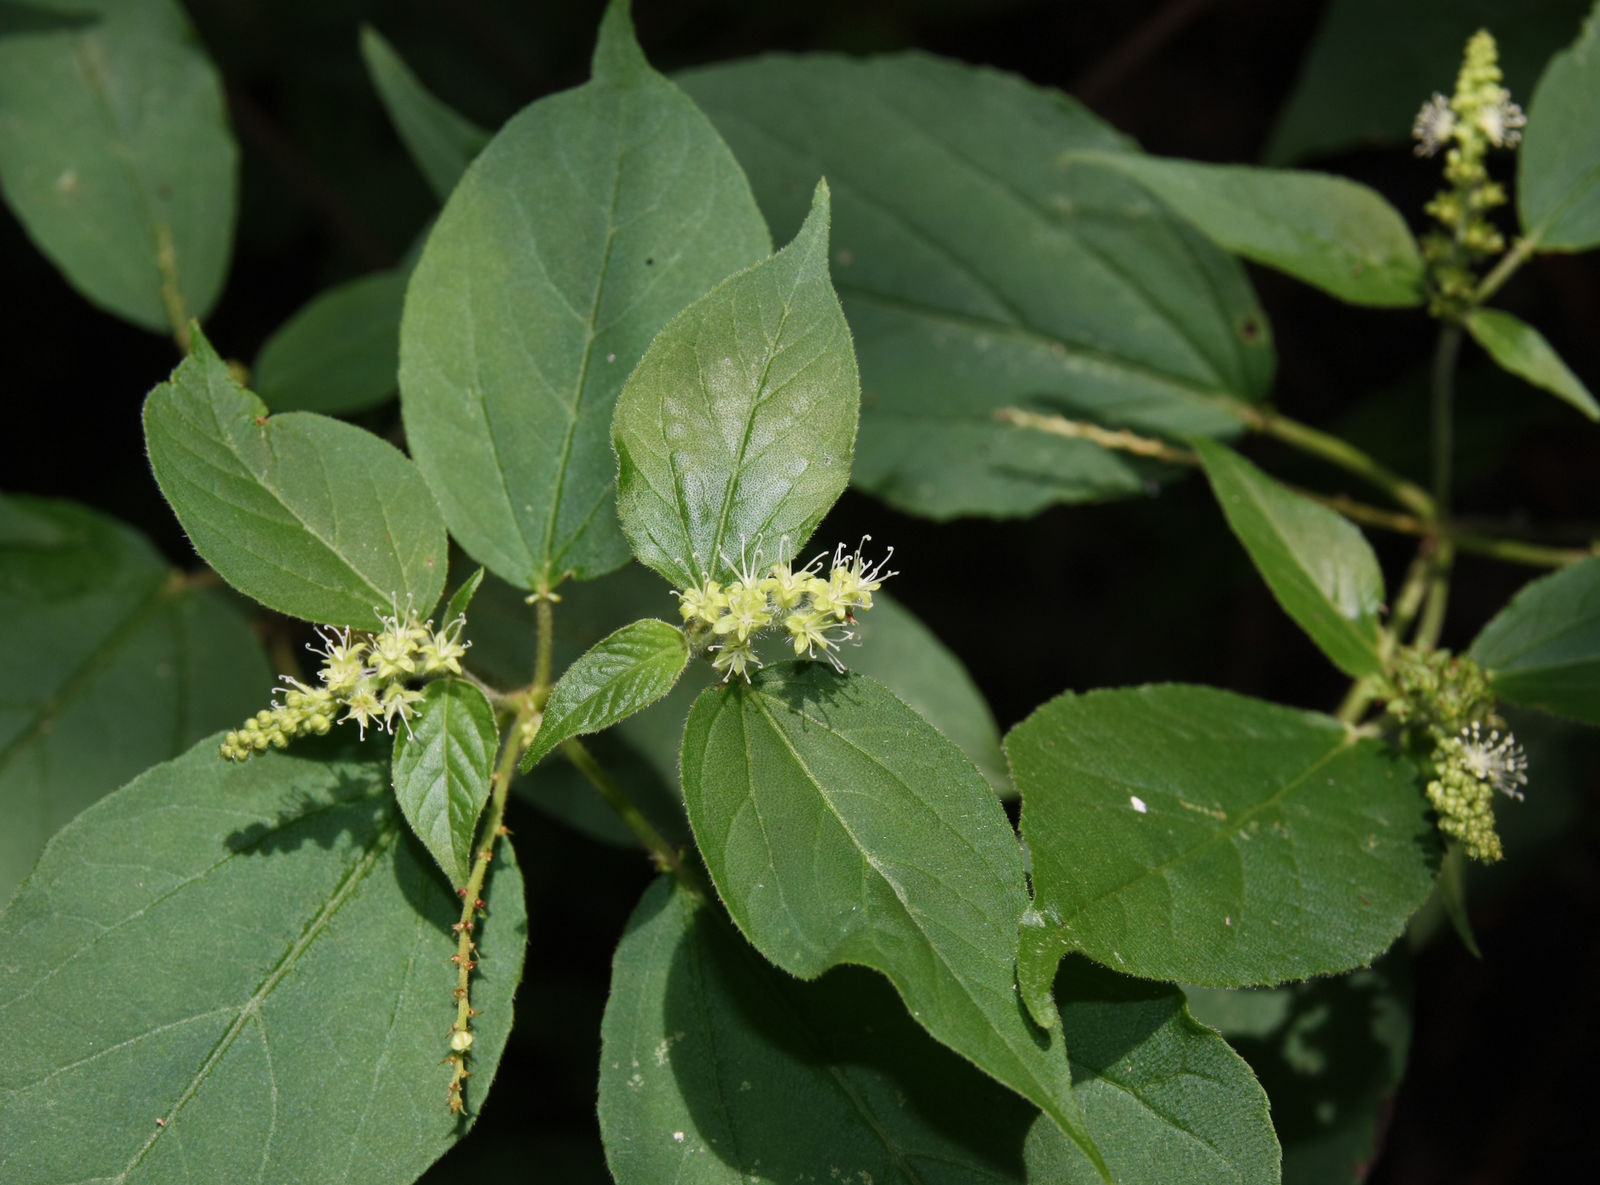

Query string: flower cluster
219 608 469 761
1381 646 1526 863
1413 29 1526 316
1427 723 1528 862
675 538 896 681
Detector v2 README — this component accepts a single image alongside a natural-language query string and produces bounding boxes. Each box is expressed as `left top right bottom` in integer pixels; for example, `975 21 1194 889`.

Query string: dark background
5 1 1598 1180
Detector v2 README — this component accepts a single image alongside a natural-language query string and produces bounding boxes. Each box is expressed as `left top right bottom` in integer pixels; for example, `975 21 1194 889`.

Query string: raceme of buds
219 608 470 761
1426 724 1529 863
1382 647 1526 863
1412 29 1526 318
674 538 896 681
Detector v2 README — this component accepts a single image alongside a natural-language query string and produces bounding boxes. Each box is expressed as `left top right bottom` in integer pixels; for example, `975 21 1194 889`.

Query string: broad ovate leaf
1185 957 1410 1185
145 327 449 629
400 0 771 591
253 269 409 415
0 495 268 902
1470 556 1600 725
0 0 236 332
1194 437 1386 679
600 879 1037 1185
1519 3 1600 251
1023 958 1280 1185
359 25 489 202
1061 153 1425 307
0 736 524 1184
681 53 1274 520
520 618 689 770
1011 685 1438 994
614 182 858 591
680 663 1105 1171
1463 307 1599 420
391 678 500 886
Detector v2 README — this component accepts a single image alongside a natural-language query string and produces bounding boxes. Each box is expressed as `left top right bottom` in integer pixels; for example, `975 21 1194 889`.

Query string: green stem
1225 401 1436 519
1472 233 1539 306
445 697 536 1114
1430 324 1463 510
562 737 710 899
533 591 555 692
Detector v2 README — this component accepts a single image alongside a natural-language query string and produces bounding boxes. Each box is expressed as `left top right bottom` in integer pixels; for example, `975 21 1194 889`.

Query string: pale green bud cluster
676 538 896 681
220 609 469 761
1382 647 1525 863
1426 723 1528 862
1412 30 1525 317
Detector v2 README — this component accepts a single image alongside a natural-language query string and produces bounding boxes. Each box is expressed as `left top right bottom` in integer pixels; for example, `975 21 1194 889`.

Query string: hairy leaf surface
680 663 1103 1168
1011 685 1438 994
145 328 448 629
401 1 771 590
0 495 268 902
0 0 236 331
1194 438 1386 678
613 183 858 591
391 678 500 886
681 53 1275 519
0 736 525 1185
521 618 689 770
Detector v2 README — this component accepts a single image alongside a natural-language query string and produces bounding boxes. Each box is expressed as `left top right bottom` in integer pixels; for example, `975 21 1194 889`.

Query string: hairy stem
445 698 534 1114
1416 325 1465 650
561 737 710 899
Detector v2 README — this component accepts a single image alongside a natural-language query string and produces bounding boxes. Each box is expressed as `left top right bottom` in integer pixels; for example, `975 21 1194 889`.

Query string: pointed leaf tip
592 0 646 79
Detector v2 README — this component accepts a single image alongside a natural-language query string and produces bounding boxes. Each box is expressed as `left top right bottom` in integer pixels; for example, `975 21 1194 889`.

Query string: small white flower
1457 723 1528 800
1412 93 1457 157
1476 93 1526 148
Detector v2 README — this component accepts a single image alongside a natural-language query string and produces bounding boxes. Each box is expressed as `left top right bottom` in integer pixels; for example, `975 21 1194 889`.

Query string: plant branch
445 696 535 1115
1473 233 1539 306
561 737 710 899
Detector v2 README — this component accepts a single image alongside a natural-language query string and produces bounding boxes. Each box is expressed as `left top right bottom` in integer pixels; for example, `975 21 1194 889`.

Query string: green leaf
1520 2 1600 251
0 0 236 332
847 591 1012 797
0 495 269 903
391 679 500 886
1023 958 1280 1185
614 183 858 590
680 53 1274 520
458 563 695 848
359 25 489 202
144 327 449 629
1263 0 1587 164
600 878 1038 1185
1185 957 1410 1185
1061 153 1424 307
1469 556 1600 725
1193 437 1386 679
400 0 771 591
442 565 485 626
253 269 409 415
680 663 1105 1171
0 735 525 1184
1463 307 1599 420
520 618 689 770
1010 684 1439 992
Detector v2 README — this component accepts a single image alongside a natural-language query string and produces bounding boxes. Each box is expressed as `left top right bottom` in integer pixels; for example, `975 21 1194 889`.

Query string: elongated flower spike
674 536 897 681
1413 29 1525 317
220 602 474 760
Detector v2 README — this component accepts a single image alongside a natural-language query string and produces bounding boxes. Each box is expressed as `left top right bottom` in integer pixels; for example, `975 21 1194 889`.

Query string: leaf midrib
113 822 399 1183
